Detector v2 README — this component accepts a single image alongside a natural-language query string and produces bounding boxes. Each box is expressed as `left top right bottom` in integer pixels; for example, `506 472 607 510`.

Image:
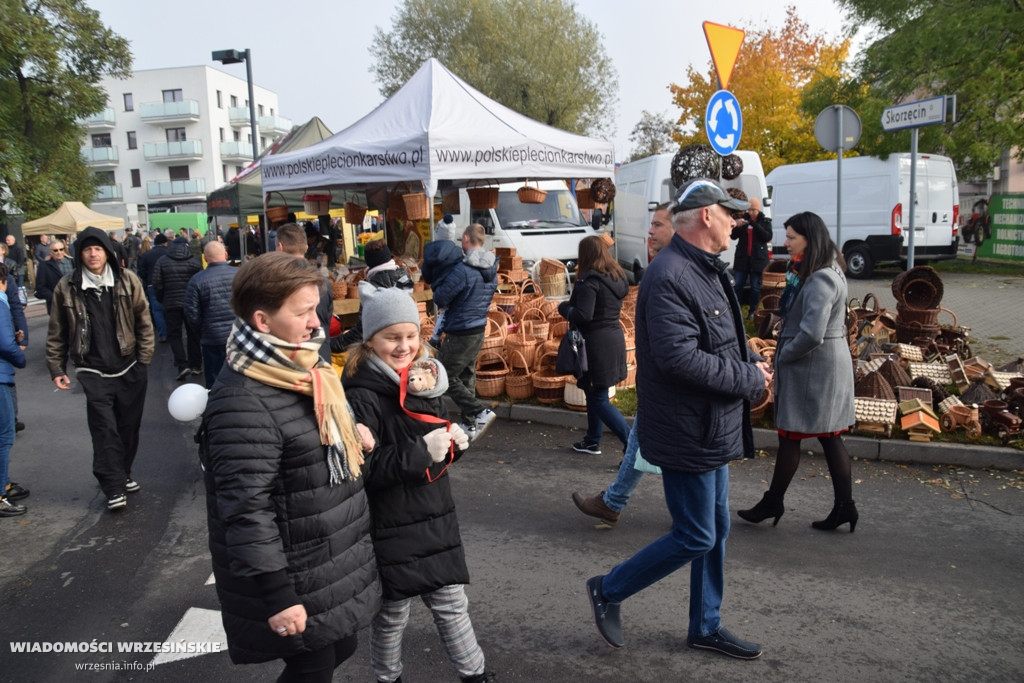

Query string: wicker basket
400 183 431 221
331 279 348 299
548 317 569 339
467 181 498 209
475 350 509 398
495 247 517 258
762 258 789 290
344 201 367 226
514 280 546 321
750 384 773 421
521 308 549 341
493 275 519 314
517 179 547 204
387 192 407 220
575 180 595 209
616 363 637 390
505 353 534 399
499 255 523 272
506 328 539 371
892 266 944 309
532 352 569 404
265 192 290 223
302 192 332 215
442 189 460 214
480 318 507 354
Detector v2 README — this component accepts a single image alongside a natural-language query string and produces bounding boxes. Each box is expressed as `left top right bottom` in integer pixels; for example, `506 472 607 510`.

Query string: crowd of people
0 181 859 676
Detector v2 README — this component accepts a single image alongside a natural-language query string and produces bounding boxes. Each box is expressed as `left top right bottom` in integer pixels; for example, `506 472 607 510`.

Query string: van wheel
845 246 874 279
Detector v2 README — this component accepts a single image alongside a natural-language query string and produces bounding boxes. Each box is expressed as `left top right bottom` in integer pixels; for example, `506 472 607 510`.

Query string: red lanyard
398 364 453 482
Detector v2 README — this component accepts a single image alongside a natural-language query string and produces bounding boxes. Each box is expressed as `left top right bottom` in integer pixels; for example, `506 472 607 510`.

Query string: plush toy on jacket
407 360 439 395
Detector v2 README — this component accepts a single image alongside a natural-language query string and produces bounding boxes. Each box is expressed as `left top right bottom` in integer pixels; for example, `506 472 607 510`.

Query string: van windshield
494 189 586 229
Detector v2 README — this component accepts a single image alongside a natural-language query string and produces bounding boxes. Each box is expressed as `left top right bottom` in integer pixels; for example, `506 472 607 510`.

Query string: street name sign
881 96 946 132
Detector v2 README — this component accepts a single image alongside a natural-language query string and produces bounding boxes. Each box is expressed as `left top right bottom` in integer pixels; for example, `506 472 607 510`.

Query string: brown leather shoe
572 491 620 527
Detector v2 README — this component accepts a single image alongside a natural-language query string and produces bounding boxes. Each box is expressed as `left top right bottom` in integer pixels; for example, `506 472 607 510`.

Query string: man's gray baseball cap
672 178 750 213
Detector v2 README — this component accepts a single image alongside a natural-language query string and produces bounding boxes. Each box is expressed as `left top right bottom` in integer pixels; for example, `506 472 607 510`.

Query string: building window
247 133 251 144
131 169 141 187
166 128 187 142
235 166 243 176
222 164 228 182
230 95 238 107
270 107 275 116
258 104 264 117
162 89 183 103
95 170 115 184
91 133 112 147
126 131 137 150
216 90 223 108
168 166 190 181
260 136 267 150
123 93 133 111
219 127 225 142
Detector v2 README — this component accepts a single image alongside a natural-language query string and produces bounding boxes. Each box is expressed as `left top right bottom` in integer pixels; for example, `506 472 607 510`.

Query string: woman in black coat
558 235 630 455
202 252 380 682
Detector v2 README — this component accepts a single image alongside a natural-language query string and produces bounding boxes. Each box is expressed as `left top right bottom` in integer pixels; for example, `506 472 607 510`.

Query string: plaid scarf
225 319 364 483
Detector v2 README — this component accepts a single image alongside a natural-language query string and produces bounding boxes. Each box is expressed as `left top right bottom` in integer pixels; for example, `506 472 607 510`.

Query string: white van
448 180 596 267
612 150 770 281
765 154 960 278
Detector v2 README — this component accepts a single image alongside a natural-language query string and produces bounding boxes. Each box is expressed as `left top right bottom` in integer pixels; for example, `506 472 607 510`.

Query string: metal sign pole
907 128 918 270
835 105 844 247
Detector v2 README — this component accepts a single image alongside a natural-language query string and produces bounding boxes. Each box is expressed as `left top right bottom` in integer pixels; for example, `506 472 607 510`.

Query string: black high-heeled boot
811 500 858 532
737 492 785 526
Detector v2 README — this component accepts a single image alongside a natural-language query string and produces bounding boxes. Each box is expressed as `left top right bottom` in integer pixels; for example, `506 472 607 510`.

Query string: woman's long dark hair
785 212 845 280
577 235 626 281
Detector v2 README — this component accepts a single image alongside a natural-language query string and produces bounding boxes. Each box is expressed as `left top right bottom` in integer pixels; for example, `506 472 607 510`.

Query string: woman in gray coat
738 212 858 532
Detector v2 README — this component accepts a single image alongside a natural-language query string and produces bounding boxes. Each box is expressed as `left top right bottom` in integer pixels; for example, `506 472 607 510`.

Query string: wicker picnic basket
532 352 569 404
575 180 595 209
475 350 509 398
265 192 290 223
344 201 367 226
521 307 549 341
493 275 519 315
892 266 943 309
331 279 348 300
514 280 546 321
505 351 534 399
517 179 547 204
762 258 789 291
563 376 588 411
480 318 507 354
467 180 498 209
505 326 539 371
400 183 431 221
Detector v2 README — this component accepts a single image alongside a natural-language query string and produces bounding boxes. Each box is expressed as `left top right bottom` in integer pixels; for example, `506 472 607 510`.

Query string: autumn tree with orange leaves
669 7 851 173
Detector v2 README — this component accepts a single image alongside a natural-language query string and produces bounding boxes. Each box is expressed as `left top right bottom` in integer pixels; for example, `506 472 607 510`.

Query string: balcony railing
143 140 203 161
228 106 251 127
139 100 200 122
95 184 123 201
81 146 119 165
259 115 292 137
80 108 116 129
219 140 253 162
147 178 206 198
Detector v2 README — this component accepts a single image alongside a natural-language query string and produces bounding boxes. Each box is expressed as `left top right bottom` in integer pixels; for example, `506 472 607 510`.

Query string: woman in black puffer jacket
201 252 380 682
558 235 630 456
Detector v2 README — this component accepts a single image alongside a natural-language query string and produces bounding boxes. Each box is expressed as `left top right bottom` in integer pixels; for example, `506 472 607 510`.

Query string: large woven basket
532 352 569 404
575 180 595 209
265 191 290 223
344 201 367 226
520 308 549 341
892 266 944 309
517 179 547 204
401 184 431 221
762 259 789 290
506 328 539 371
480 318 506 354
493 275 519 315
475 350 509 398
563 376 588 411
467 181 498 209
514 280 546 321
505 353 534 399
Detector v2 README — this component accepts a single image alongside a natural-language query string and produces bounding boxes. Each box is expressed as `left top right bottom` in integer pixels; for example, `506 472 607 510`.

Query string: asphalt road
3 310 1024 682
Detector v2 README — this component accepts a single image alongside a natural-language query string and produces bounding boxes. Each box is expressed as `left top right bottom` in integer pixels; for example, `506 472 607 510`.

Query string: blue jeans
147 285 167 339
202 344 226 389
584 387 630 448
601 464 730 637
0 384 14 492
604 420 644 512
733 270 762 311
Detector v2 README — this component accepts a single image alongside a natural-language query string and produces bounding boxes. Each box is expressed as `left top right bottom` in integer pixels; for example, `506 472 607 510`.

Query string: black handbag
555 328 588 378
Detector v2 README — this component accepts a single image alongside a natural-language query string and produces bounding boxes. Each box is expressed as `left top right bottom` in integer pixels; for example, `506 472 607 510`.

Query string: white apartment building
80 65 291 227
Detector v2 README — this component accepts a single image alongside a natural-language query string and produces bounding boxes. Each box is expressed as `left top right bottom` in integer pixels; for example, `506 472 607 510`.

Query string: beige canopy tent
21 201 124 236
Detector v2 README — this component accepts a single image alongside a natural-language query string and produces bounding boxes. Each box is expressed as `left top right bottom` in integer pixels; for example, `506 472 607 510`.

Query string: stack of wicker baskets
893 266 946 346
496 247 528 283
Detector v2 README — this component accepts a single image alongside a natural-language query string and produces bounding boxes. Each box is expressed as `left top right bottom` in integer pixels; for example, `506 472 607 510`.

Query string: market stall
21 201 124 235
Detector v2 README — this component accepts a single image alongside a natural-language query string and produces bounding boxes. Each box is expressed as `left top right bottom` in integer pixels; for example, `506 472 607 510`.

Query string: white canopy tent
261 58 615 197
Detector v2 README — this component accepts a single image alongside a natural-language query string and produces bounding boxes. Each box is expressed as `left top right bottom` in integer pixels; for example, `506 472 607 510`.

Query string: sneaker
585 575 623 648
472 409 497 442
4 482 29 501
175 367 190 381
572 439 602 455
687 627 762 660
571 491 619 527
190 368 202 375
460 672 497 683
0 497 27 517
125 479 141 493
107 494 128 511
460 422 477 441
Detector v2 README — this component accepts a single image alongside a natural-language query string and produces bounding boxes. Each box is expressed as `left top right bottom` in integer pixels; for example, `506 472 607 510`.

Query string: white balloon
168 383 209 422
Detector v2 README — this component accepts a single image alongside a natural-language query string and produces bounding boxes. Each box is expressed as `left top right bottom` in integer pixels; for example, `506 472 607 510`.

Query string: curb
472 400 1023 472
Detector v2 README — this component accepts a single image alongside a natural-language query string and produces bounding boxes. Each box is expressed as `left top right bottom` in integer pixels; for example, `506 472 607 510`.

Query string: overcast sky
84 0 854 161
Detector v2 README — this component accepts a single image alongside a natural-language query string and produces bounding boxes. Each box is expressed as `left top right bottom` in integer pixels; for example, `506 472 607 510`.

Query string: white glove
423 427 453 463
449 424 470 451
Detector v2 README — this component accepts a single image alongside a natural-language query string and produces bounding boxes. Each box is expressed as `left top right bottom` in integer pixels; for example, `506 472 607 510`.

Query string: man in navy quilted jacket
184 242 237 388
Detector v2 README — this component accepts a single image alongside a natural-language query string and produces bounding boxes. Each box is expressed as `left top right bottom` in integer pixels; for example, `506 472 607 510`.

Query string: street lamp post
212 48 262 255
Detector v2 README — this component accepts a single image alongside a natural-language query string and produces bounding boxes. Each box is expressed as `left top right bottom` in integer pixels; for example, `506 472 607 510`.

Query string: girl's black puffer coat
342 360 470 601
202 367 381 664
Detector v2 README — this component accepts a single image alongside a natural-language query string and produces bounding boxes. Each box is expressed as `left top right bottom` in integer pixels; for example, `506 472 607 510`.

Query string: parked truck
765 153 960 278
